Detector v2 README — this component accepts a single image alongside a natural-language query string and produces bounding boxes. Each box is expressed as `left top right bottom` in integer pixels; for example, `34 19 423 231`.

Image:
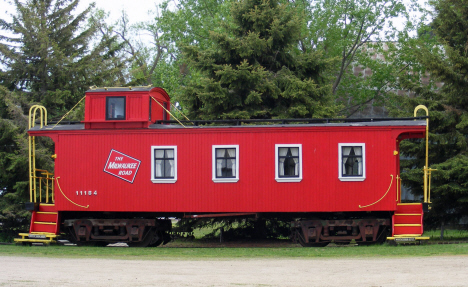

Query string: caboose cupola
83 86 170 129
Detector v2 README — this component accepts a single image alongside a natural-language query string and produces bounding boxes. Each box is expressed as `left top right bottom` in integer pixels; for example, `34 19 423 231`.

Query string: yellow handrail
396 175 400 202
414 105 436 204
56 177 89 209
170 102 191 121
151 96 188 128
359 174 393 208
47 95 86 130
28 105 48 202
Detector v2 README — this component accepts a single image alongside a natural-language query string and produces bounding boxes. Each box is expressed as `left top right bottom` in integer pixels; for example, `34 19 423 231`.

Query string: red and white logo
104 149 141 183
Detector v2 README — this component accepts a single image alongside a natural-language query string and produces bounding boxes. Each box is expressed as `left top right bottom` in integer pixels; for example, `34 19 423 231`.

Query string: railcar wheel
297 230 329 247
127 229 155 247
356 226 389 246
148 231 163 247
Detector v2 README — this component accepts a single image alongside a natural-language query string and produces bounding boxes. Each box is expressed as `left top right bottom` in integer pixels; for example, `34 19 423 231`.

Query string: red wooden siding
34 123 425 214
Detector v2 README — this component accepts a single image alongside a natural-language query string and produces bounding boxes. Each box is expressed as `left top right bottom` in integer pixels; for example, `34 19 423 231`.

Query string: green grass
1 242 468 260
423 229 468 241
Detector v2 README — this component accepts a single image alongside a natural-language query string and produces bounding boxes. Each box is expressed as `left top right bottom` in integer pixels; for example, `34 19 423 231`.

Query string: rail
32 169 55 203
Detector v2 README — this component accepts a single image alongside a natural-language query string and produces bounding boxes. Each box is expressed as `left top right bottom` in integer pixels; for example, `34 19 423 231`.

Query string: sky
2 0 163 25
78 0 163 25
3 0 430 26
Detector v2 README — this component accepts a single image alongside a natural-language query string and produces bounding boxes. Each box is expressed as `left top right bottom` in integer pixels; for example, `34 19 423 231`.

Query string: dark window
215 148 236 178
154 149 175 178
342 146 363 176
278 147 300 177
106 97 126 120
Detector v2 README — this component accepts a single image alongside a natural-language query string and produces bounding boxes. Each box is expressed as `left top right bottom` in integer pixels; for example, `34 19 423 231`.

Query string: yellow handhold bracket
414 105 436 204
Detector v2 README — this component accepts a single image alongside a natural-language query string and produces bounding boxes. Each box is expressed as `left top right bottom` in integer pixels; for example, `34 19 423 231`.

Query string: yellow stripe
394 213 421 216
14 238 56 243
34 221 56 225
397 203 421 206
387 237 429 240
39 203 55 207
36 212 57 215
394 224 421 227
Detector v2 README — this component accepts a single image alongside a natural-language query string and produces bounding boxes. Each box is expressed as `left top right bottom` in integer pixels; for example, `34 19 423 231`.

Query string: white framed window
275 144 302 182
212 145 239 183
339 143 365 181
151 146 177 183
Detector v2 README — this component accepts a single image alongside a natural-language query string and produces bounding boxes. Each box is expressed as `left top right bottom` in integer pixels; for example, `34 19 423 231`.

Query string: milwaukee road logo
104 149 141 183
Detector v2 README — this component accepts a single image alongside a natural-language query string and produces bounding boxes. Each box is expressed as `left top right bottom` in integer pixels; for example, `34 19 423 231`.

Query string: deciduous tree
388 0 468 232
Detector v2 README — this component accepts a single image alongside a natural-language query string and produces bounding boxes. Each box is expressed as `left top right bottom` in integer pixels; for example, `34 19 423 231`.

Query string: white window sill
339 177 365 182
151 179 177 184
275 178 302 183
212 178 239 183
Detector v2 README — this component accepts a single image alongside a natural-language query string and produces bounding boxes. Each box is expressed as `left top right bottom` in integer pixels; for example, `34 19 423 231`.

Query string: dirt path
1 255 467 286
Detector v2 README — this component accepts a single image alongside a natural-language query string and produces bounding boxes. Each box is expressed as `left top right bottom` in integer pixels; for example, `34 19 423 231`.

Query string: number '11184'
76 191 97 196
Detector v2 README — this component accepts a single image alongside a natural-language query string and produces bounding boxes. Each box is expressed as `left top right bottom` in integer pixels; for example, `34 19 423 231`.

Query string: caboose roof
85 86 154 93
30 119 426 132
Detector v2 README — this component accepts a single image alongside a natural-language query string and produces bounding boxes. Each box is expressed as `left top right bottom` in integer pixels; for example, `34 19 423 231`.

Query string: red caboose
16 87 432 246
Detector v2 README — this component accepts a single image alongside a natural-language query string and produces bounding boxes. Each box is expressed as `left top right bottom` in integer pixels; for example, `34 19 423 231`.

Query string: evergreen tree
181 0 338 120
0 0 126 116
389 0 468 231
0 0 126 241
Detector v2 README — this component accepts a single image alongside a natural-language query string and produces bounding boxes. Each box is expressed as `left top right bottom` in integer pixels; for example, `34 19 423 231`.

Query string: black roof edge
37 116 428 127
154 116 429 126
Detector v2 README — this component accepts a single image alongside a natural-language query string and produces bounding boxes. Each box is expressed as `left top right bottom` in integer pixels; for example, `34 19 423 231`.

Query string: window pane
155 150 165 158
290 147 299 156
107 97 125 119
216 149 225 157
342 146 363 176
279 148 288 156
226 149 236 157
166 160 174 177
215 149 236 178
165 149 174 158
155 159 163 177
229 159 236 177
278 147 299 178
353 147 362 156
216 159 224 177
154 148 175 179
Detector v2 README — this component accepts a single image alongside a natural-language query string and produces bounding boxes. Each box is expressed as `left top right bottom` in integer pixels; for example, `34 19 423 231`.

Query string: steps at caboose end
392 203 424 236
29 204 59 234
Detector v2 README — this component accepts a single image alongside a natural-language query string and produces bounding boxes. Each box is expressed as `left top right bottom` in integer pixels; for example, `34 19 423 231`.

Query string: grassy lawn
2 227 467 260
1 241 467 260
423 229 468 241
